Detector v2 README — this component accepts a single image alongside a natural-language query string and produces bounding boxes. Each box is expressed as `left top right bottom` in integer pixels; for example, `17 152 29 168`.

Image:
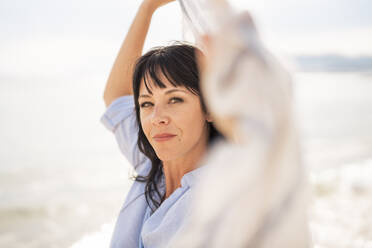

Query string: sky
236 0 372 56
0 0 371 80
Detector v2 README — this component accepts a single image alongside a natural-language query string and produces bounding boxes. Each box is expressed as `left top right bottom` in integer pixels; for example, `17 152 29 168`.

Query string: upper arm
100 95 149 173
103 91 133 108
103 95 114 109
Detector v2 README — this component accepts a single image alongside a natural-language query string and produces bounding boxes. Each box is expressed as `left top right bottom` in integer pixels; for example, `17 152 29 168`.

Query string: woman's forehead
139 76 187 95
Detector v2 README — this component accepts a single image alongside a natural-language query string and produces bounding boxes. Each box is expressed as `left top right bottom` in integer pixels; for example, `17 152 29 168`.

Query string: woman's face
138 73 211 162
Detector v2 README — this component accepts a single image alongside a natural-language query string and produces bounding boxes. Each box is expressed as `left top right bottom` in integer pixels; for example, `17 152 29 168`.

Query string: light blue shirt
100 95 207 248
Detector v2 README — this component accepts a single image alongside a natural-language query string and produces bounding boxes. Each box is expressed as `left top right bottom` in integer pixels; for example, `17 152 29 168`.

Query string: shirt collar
180 163 210 188
159 163 211 190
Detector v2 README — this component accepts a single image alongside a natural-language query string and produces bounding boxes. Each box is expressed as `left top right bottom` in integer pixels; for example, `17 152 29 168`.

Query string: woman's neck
162 130 209 199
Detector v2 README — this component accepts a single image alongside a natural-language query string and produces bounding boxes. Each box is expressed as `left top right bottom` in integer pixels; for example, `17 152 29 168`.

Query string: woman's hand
104 0 176 106
143 0 176 12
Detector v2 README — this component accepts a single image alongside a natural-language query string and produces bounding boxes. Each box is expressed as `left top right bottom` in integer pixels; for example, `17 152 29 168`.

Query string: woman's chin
155 150 178 162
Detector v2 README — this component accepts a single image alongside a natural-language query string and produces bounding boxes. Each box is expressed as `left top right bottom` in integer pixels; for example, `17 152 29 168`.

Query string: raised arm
103 0 176 107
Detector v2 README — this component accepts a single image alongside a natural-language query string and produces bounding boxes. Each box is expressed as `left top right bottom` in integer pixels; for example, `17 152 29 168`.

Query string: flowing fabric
170 0 312 247
179 0 236 46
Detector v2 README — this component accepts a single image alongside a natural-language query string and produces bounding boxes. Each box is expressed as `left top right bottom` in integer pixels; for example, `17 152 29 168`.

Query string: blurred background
0 0 371 247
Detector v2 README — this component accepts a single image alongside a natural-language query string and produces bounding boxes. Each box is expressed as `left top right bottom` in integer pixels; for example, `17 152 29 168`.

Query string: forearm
103 2 156 107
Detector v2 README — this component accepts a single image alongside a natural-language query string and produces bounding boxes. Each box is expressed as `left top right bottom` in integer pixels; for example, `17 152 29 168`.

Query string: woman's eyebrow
139 94 151 99
139 89 188 98
164 89 188 95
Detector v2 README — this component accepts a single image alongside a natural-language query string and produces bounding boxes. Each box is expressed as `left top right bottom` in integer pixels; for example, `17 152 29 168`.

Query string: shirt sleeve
100 95 149 173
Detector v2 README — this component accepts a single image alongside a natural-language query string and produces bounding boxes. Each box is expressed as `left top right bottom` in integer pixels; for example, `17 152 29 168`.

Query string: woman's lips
153 135 176 142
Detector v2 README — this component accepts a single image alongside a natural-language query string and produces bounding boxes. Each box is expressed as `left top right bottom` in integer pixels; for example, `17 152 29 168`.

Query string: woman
101 0 224 247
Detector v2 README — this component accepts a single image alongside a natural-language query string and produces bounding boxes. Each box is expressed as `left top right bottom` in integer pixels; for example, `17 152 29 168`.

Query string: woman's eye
140 97 183 108
169 97 183 104
140 102 153 108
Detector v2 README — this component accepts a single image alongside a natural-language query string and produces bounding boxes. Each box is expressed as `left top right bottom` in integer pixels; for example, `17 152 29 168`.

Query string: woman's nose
151 106 170 126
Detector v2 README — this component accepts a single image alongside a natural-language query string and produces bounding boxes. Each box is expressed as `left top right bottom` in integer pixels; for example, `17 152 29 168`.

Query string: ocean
0 71 371 247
